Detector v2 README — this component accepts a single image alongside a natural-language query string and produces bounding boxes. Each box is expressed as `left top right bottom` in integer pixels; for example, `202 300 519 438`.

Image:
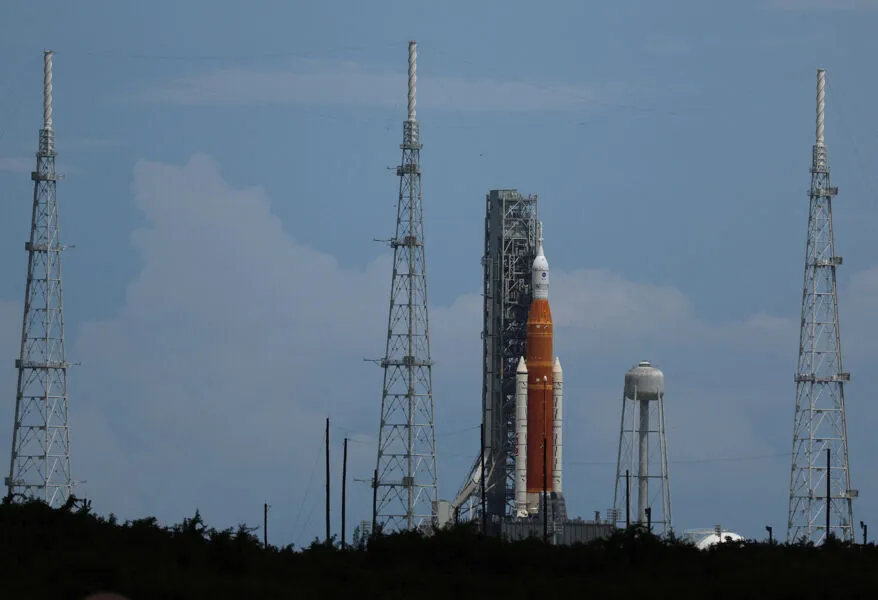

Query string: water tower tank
624 360 664 401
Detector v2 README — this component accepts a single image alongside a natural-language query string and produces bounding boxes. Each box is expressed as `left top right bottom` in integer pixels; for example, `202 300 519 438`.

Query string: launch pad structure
484 190 541 522
450 190 611 544
453 190 539 526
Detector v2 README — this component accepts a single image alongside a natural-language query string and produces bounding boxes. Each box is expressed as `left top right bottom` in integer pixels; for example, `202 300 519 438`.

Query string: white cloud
551 268 798 356
135 58 600 112
59 154 487 541
5 152 878 543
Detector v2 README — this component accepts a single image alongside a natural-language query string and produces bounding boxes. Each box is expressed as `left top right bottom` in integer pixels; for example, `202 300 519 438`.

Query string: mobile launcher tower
452 190 540 529
450 191 613 543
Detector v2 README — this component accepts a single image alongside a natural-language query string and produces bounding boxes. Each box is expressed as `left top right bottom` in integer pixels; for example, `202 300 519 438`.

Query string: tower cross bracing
373 41 438 533
5 50 74 507
787 68 854 545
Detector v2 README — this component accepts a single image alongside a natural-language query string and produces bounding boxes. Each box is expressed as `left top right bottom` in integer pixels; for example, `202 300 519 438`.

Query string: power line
420 46 689 118
673 452 790 465
332 422 479 441
52 43 698 119
54 42 406 62
569 451 791 466
290 434 324 542
436 424 481 437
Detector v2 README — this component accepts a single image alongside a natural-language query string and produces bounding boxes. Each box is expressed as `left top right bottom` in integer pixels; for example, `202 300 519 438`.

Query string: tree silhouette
2 499 877 599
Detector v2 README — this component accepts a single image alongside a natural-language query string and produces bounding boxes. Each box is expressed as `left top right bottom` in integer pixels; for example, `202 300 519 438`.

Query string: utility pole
826 447 831 541
325 417 330 544
264 503 269 548
766 525 773 544
371 468 378 536
542 376 548 543
480 422 486 535
342 437 348 548
625 469 630 529
542 439 548 544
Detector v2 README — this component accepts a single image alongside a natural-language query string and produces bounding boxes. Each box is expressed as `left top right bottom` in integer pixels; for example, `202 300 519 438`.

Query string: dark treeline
3 497 878 598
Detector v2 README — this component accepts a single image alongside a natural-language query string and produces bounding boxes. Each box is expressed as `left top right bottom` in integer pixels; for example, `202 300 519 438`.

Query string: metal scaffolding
454 190 538 526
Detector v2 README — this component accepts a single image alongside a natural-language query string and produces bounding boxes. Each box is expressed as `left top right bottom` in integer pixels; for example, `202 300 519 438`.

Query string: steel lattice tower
787 68 855 545
5 50 74 507
373 41 438 533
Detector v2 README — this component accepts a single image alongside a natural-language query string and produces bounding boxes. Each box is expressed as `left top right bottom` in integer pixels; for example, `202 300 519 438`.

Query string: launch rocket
514 224 563 517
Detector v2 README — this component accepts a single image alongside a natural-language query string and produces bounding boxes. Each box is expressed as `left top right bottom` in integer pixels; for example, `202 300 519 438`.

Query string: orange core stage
526 298 553 493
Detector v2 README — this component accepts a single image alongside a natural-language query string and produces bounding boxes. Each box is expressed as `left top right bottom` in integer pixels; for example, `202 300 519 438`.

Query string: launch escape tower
787 68 855 545
453 190 539 525
613 361 672 535
373 41 438 533
5 51 75 507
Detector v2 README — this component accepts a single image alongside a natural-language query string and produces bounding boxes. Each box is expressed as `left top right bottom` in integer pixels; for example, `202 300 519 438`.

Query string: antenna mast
787 68 855 544
372 41 438 533
5 50 74 506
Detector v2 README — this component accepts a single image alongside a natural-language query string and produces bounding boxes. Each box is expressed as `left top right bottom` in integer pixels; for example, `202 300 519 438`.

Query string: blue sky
2 0 878 546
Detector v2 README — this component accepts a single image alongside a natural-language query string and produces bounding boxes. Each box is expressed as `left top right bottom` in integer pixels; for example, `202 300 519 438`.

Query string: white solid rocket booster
552 357 563 493
515 356 529 517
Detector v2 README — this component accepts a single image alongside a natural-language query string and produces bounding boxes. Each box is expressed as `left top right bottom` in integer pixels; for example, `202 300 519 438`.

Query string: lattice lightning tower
373 41 438 533
787 68 855 544
5 50 74 507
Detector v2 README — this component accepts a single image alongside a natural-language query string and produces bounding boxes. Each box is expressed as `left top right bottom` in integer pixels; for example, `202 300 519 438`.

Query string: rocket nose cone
517 356 528 373
532 221 550 299
553 357 562 373
532 245 549 271
532 221 549 271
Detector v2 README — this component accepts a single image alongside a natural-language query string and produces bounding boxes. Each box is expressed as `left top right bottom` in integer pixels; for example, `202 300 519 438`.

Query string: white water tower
612 361 672 534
